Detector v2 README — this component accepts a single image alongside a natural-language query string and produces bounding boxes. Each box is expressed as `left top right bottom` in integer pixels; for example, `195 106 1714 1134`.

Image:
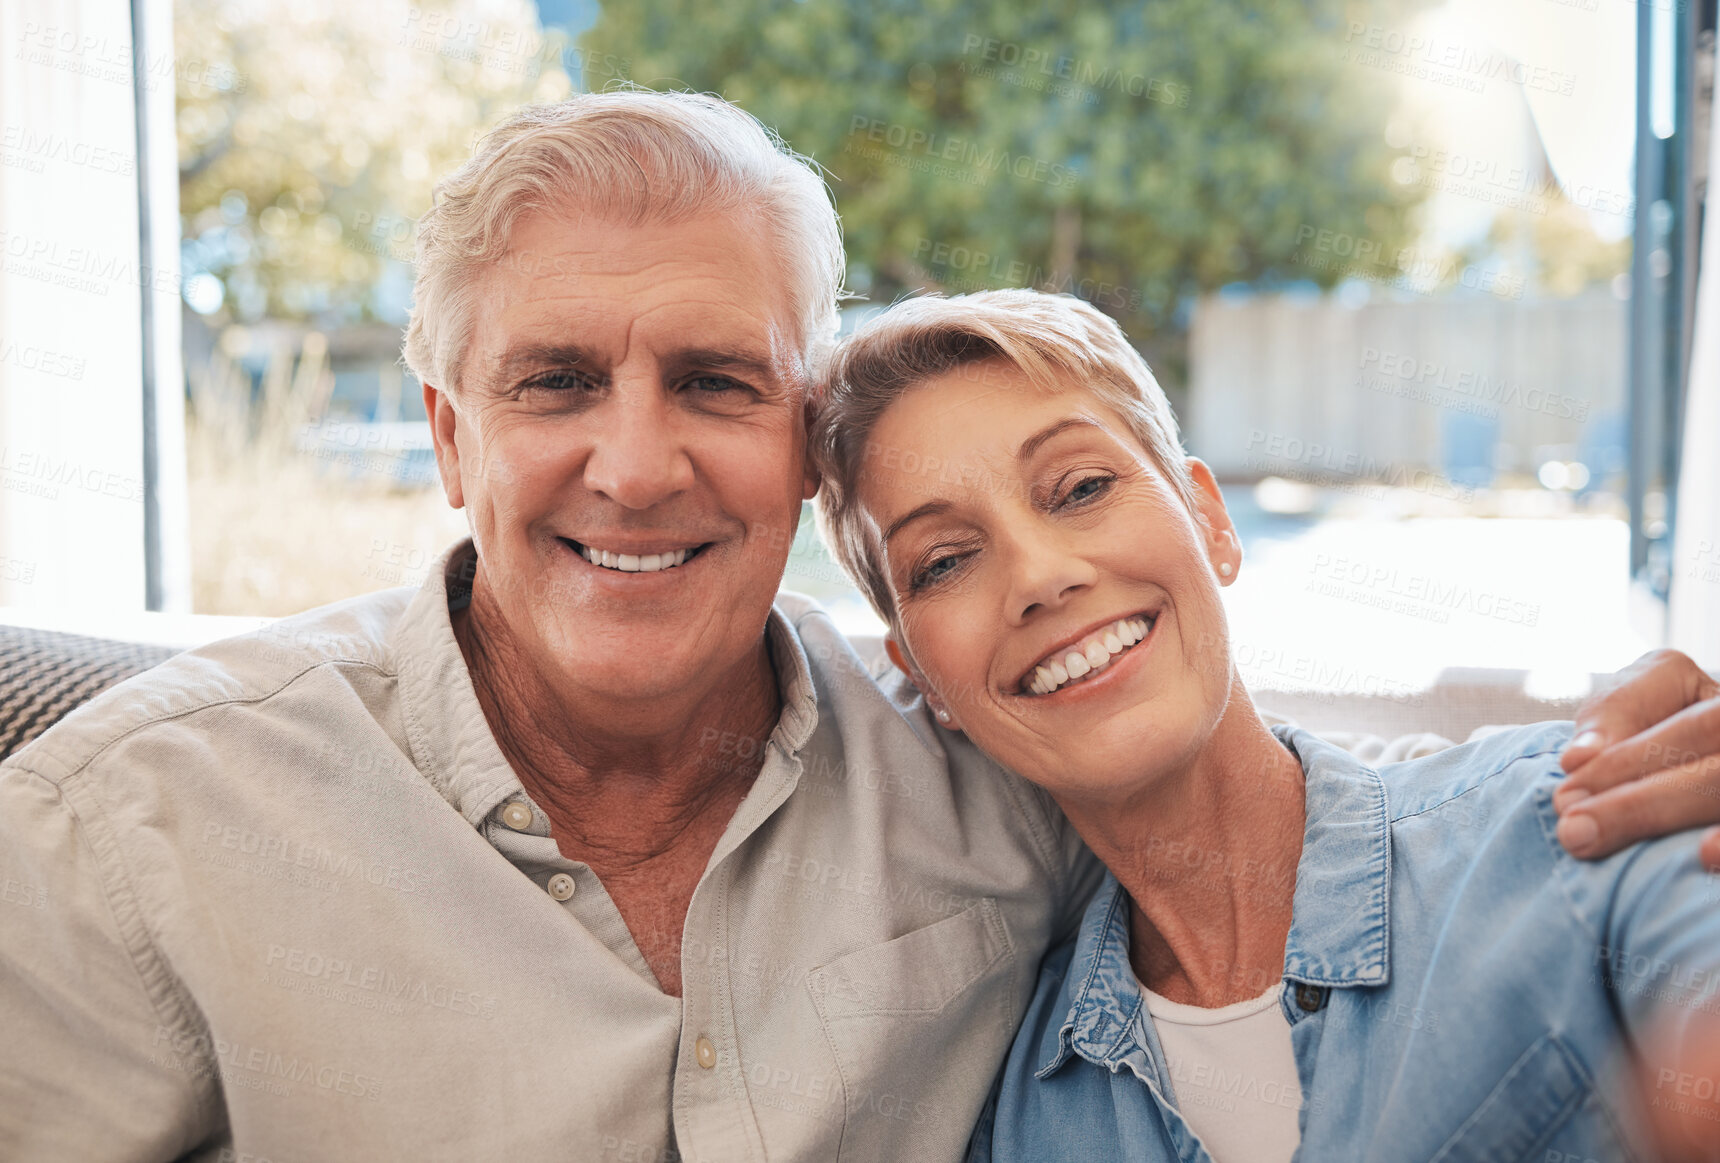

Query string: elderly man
1 90 1717 1162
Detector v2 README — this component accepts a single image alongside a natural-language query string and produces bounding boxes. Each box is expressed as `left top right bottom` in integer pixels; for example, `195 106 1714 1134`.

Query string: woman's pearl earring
1218 562 1233 577
936 709 951 723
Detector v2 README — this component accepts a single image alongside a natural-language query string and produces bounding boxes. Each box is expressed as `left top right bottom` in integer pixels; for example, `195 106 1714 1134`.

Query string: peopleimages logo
910 238 1144 311
0 126 133 176
1357 348 1590 421
958 35 1189 107
846 117 1078 189
1340 22 1577 96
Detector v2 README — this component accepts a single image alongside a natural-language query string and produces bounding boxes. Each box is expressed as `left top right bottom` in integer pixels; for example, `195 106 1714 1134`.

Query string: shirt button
694 1036 717 1069
1295 984 1328 1013
547 873 576 901
500 802 534 831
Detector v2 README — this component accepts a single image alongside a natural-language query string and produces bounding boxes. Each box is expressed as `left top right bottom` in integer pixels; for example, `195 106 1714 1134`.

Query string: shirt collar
1037 871 1146 1078
1034 724 1394 1078
1276 724 1393 988
395 539 821 827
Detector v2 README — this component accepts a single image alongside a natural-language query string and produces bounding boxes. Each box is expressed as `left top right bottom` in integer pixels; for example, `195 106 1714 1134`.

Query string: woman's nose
1003 531 1097 624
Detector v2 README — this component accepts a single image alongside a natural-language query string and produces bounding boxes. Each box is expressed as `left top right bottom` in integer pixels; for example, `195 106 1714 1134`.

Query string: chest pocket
1427 1033 1606 1163
805 900 1016 1160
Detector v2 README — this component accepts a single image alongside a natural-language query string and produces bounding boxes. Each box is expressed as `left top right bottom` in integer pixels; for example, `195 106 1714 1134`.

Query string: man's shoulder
5 586 418 784
772 589 926 719
771 590 1043 798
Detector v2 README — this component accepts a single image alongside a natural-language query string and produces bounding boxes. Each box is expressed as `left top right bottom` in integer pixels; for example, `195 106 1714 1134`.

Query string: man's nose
1004 529 1096 624
581 387 695 509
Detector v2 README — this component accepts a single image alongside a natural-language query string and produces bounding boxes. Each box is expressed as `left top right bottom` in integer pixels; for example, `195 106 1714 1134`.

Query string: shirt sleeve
1596 827 1720 1082
0 761 216 1160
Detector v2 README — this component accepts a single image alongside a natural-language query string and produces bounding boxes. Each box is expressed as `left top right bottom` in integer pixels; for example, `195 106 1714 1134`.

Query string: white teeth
579 544 695 573
1026 615 1155 696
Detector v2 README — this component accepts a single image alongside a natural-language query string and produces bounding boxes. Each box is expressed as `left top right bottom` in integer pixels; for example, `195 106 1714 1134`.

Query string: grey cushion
0 625 176 763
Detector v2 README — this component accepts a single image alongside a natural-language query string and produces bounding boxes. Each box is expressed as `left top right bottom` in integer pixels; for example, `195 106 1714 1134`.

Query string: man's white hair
402 89 845 394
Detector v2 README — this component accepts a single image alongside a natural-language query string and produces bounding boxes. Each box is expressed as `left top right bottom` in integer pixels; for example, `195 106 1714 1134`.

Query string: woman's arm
1555 649 1720 868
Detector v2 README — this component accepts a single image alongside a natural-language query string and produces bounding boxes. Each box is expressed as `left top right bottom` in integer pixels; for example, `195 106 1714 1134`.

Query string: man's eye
685 374 747 394
523 370 597 394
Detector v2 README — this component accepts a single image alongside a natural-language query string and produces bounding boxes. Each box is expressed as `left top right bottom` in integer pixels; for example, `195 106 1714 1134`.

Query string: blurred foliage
175 0 579 326
175 0 1625 373
1490 198 1632 298
587 0 1432 370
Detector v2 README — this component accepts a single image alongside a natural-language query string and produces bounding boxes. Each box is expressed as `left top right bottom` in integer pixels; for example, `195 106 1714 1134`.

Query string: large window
12 0 1711 677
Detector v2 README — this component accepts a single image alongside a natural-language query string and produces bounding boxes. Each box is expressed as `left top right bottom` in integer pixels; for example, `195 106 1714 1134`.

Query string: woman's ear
1185 457 1241 585
885 639 962 730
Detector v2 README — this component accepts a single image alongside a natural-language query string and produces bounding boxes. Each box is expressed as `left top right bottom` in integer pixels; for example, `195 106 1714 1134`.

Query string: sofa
0 622 1610 767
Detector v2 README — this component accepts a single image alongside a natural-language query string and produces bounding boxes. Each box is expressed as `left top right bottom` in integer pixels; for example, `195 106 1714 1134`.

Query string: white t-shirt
1141 983 1304 1163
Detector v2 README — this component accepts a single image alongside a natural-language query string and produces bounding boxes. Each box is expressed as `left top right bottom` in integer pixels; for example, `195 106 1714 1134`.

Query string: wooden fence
1185 290 1627 488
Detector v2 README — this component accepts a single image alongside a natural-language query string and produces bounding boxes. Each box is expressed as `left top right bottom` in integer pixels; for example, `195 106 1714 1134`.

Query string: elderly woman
813 289 1720 1162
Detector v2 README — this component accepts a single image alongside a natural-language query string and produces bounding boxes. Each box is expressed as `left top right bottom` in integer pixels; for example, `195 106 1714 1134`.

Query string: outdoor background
168 0 1658 693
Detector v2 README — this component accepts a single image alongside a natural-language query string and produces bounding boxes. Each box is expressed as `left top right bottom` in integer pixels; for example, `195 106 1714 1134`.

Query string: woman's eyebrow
882 500 954 547
1016 415 1105 462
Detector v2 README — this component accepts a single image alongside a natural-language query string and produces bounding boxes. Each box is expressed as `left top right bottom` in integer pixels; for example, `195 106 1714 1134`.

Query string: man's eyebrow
492 342 601 380
882 500 954 547
666 347 782 380
490 344 780 381
1017 416 1105 462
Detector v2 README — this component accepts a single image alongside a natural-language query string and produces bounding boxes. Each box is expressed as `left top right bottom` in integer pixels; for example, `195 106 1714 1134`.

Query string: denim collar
1036 723 1393 1077
1276 725 1392 988
1036 871 1147 1079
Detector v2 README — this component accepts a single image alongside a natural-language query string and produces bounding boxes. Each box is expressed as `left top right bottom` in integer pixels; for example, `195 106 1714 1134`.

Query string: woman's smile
1013 609 1158 698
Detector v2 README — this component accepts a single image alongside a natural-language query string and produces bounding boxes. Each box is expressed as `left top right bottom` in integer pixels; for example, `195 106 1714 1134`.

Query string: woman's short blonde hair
813 289 1198 633
402 89 845 395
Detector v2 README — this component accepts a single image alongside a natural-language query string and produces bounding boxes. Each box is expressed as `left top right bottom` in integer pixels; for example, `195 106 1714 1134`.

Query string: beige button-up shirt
0 542 1099 1162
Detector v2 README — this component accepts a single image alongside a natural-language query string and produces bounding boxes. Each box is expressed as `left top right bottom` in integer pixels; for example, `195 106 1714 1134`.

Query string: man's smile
560 537 712 573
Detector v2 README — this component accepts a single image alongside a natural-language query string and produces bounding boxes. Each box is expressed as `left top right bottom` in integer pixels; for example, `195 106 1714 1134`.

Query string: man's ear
885 639 961 730
1185 457 1240 584
424 381 465 510
800 389 823 502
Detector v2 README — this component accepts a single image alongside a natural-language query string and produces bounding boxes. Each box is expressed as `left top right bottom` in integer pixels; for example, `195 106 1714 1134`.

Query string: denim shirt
969 723 1720 1163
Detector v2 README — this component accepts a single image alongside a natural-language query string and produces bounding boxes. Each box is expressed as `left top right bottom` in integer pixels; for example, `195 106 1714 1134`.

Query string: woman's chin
991 702 1212 806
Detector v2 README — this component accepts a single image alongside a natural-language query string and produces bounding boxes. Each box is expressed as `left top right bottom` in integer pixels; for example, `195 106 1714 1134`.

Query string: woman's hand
1555 650 1720 868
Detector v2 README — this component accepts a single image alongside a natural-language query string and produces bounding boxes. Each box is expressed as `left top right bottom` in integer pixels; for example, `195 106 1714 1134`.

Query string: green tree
586 0 1428 381
175 0 584 325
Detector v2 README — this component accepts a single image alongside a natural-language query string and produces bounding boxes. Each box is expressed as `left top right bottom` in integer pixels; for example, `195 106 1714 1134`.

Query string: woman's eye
912 554 964 590
1061 474 1113 506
